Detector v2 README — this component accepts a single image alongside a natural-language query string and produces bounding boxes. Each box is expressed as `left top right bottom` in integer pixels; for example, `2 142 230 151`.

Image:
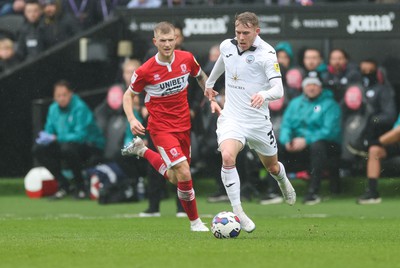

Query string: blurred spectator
358 59 397 150
340 57 397 176
0 0 25 16
164 0 185 7
324 48 362 102
40 0 80 48
261 72 341 205
301 47 328 82
357 113 400 204
95 84 127 161
0 37 20 72
61 0 101 30
16 0 46 61
275 41 294 86
96 0 125 21
32 80 105 200
127 0 161 8
295 0 313 5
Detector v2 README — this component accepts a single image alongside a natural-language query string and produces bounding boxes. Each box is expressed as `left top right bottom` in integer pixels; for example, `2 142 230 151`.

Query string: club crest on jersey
180 64 187 74
154 74 161 81
274 63 280 72
246 55 255 64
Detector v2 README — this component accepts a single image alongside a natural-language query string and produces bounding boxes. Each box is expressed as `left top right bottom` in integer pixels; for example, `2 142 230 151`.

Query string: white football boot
278 178 296 206
121 137 148 157
236 211 256 233
190 219 210 232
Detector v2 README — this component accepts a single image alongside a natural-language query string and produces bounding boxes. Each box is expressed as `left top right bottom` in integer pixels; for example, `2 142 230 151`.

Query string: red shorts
150 130 191 168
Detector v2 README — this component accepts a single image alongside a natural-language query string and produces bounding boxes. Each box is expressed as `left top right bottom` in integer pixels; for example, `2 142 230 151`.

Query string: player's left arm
251 57 284 108
195 70 208 93
251 78 284 108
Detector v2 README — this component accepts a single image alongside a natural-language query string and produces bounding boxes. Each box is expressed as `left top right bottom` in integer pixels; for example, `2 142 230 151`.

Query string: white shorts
216 115 278 156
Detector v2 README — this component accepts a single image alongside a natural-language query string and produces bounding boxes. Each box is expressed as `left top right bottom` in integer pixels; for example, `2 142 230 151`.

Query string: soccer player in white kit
205 12 296 233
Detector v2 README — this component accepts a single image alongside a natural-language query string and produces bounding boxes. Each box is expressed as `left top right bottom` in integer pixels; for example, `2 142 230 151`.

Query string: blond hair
235 12 259 28
153 21 175 38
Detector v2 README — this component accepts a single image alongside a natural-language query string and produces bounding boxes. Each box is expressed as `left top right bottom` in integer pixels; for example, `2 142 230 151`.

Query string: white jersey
219 36 282 124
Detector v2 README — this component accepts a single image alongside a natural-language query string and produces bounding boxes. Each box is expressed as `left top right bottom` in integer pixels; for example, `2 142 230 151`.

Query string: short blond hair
153 21 175 38
235 12 259 28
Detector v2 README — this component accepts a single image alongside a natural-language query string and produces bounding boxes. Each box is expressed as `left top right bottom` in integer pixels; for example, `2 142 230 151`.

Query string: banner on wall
117 5 400 39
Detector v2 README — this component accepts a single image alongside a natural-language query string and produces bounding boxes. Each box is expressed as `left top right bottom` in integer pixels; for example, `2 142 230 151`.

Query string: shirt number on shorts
267 130 277 148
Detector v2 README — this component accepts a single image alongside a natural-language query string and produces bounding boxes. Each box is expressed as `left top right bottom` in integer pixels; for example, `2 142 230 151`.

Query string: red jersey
129 50 201 133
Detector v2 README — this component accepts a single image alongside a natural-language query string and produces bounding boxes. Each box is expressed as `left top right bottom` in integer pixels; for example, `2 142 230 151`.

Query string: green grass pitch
0 178 399 268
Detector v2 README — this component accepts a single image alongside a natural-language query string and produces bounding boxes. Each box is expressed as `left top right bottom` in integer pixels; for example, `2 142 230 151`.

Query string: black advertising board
116 4 400 40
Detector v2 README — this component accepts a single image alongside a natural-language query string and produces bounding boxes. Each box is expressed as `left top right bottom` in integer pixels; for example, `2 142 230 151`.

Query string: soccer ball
211 211 241 239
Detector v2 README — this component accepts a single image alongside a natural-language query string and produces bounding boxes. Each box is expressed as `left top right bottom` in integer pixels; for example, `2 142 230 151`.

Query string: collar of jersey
231 35 260 55
155 51 175 66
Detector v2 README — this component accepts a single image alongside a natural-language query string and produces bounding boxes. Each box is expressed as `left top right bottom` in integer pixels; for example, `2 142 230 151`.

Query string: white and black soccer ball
211 211 241 239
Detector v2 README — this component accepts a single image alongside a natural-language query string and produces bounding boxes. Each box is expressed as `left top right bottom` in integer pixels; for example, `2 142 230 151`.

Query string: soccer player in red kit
122 21 215 232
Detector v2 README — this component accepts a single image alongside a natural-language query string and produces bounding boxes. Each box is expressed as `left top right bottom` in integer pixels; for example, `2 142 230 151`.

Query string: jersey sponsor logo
347 13 395 34
230 72 240 82
159 76 186 96
274 63 280 72
246 55 255 64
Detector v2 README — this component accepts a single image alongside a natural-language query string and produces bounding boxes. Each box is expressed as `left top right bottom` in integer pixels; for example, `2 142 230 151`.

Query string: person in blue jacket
262 72 342 205
33 80 105 200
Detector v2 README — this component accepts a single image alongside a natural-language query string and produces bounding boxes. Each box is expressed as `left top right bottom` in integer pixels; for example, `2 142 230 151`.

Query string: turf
1 178 400 268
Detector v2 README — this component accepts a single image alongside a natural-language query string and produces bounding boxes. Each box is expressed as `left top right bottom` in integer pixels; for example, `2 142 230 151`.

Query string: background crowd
1 0 398 211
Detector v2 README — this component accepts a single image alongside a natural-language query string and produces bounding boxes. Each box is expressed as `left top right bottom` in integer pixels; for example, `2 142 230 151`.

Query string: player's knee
221 150 236 166
172 161 191 181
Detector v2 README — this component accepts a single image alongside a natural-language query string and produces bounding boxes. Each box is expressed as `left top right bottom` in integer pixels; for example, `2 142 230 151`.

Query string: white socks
270 162 288 184
221 165 241 207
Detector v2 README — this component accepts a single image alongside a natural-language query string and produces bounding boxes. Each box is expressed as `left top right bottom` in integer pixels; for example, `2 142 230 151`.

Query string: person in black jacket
360 58 397 149
324 48 362 102
40 0 80 48
16 0 46 61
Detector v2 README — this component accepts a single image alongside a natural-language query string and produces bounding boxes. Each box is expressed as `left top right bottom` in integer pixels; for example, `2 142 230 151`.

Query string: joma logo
347 13 394 34
183 16 229 37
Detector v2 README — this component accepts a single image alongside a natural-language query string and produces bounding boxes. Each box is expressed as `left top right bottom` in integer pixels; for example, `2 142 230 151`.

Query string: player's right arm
205 54 225 101
123 89 145 136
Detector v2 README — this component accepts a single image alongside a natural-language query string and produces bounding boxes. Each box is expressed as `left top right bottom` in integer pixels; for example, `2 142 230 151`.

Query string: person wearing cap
263 71 342 205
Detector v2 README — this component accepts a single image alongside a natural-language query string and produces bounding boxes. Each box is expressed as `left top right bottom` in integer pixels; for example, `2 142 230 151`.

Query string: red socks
144 150 199 221
177 180 199 221
143 149 168 179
